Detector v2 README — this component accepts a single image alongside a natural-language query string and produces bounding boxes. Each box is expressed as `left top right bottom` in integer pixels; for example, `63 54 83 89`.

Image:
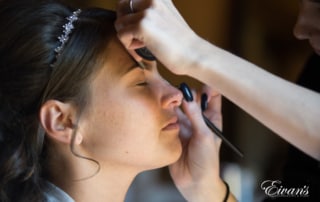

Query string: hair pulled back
0 0 116 201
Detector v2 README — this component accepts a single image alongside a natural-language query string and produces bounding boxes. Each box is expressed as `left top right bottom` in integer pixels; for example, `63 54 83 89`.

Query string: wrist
183 36 220 80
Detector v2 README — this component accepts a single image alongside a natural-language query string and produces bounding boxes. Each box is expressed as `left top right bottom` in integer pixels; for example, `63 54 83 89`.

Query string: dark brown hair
0 0 116 201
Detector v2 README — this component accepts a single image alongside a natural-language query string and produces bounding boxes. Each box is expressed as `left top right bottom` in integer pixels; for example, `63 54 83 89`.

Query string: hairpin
51 9 81 66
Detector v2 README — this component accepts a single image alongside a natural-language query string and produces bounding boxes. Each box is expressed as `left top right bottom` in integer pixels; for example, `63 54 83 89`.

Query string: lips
162 116 180 131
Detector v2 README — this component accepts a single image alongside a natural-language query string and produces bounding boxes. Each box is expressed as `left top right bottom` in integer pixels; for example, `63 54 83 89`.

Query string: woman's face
77 38 183 171
294 0 320 55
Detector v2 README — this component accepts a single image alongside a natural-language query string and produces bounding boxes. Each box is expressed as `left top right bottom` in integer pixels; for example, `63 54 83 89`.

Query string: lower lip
163 123 180 131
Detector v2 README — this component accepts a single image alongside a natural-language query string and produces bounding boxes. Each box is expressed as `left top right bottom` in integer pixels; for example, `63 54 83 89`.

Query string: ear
40 100 82 145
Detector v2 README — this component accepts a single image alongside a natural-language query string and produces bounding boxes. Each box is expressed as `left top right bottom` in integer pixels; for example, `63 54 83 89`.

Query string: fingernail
201 93 208 111
179 82 193 102
135 47 156 61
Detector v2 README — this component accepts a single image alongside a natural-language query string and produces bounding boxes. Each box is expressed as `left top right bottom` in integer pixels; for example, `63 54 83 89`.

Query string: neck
49 157 139 202
69 167 137 202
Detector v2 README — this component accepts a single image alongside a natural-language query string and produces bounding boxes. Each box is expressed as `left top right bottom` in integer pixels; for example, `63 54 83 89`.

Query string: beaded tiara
51 9 81 67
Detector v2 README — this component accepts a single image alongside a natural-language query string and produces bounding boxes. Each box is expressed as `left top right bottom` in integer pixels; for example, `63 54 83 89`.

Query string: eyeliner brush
201 93 243 158
202 114 244 158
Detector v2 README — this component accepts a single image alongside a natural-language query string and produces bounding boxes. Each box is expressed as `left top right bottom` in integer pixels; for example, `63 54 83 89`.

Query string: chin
146 143 183 170
164 142 183 165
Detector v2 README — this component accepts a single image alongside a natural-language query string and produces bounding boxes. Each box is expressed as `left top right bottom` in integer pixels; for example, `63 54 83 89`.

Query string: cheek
78 87 181 168
80 98 161 162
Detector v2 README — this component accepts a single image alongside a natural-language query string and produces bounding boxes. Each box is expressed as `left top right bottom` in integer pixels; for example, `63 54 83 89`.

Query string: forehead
100 38 136 77
87 39 136 97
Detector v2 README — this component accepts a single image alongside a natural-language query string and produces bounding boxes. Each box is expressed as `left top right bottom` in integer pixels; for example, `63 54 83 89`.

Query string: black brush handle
202 115 244 158
179 82 243 158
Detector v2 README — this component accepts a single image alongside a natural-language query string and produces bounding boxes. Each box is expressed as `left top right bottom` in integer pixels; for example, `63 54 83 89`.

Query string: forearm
115 0 320 159
185 38 320 160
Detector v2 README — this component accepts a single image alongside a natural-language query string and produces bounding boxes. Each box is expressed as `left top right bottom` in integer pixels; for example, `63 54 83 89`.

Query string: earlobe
40 100 77 144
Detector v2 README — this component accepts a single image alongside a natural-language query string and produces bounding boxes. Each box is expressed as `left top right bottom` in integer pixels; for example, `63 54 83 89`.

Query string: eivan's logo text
261 180 309 198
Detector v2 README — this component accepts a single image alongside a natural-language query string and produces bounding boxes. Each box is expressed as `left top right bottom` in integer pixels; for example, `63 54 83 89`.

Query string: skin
40 37 225 202
293 0 320 55
115 0 320 161
77 40 183 171
115 0 320 201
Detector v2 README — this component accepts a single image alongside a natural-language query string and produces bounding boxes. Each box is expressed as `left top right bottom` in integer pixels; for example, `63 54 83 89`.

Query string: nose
161 83 183 109
293 5 311 41
293 19 310 40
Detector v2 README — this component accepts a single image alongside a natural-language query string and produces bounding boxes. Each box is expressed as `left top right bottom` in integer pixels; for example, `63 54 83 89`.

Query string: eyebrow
124 61 145 75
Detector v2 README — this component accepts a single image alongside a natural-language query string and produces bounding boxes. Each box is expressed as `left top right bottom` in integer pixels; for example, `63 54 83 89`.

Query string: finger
176 108 192 146
181 92 208 138
201 85 220 107
182 92 223 156
208 94 222 116
200 86 222 129
115 11 144 29
116 24 144 49
115 10 150 49
116 0 132 16
126 49 143 62
117 0 151 16
205 93 222 118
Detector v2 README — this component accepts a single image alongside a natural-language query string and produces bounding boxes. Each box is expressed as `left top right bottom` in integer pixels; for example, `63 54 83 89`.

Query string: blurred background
67 0 313 201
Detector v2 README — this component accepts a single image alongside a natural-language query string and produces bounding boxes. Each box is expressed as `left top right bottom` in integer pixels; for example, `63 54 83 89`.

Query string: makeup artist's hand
115 0 199 75
169 86 227 202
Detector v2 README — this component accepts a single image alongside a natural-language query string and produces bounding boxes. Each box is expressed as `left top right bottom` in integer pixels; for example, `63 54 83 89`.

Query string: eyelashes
129 68 148 87
135 74 148 87
136 81 148 86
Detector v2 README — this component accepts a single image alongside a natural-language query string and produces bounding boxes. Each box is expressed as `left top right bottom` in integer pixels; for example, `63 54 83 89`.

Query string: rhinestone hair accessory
51 9 81 66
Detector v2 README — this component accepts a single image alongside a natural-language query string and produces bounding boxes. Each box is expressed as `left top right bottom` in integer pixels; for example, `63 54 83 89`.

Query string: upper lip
163 116 179 129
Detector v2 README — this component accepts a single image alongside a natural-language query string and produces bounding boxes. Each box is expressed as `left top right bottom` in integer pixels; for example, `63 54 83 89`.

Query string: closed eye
136 81 148 86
